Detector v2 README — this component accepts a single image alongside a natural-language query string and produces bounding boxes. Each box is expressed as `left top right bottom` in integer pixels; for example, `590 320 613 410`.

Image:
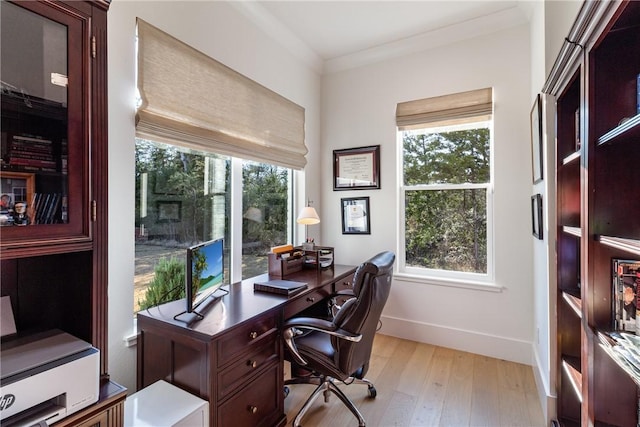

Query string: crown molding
232 2 528 76
324 6 528 74
229 1 324 73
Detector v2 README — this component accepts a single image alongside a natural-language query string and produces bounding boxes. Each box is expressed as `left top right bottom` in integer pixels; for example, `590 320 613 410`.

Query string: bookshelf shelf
561 151 580 166
561 358 582 403
562 292 582 318
563 226 581 239
597 330 640 388
597 235 640 257
597 114 640 146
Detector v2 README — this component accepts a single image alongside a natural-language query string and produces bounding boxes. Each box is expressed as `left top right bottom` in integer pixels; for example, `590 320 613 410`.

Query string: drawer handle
306 297 315 303
249 331 258 339
247 360 257 368
248 405 258 414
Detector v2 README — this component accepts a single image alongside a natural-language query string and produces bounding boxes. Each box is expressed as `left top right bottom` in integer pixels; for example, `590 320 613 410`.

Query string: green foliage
136 139 230 243
242 162 289 251
135 139 290 252
403 128 490 185
403 127 490 273
138 257 185 311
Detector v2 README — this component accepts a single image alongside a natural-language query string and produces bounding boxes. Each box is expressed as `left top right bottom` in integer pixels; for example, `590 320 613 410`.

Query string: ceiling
231 1 532 73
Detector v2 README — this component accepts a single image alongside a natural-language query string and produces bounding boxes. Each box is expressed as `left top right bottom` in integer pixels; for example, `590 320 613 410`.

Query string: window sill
394 272 504 293
123 318 139 347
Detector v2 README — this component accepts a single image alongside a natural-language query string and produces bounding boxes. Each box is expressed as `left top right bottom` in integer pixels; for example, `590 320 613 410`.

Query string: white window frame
397 122 496 288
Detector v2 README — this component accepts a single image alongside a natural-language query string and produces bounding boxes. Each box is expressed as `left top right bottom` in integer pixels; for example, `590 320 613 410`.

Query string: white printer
0 330 99 426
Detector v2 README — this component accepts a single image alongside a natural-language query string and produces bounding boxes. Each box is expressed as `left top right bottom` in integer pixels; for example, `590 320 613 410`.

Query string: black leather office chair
283 251 395 427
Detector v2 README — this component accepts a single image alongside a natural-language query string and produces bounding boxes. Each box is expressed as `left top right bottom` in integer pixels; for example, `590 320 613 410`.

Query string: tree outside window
401 123 491 276
134 139 292 314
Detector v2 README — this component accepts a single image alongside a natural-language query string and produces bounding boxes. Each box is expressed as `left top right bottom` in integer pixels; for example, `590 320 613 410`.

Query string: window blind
396 87 493 130
136 18 307 169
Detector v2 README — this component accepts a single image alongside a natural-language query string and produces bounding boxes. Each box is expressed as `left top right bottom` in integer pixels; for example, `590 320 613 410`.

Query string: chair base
284 374 376 427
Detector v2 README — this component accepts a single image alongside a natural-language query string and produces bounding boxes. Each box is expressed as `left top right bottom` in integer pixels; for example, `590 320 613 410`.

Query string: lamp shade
296 206 320 225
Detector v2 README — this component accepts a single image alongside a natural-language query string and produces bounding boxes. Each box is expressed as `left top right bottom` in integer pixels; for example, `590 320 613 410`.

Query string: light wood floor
284 334 545 427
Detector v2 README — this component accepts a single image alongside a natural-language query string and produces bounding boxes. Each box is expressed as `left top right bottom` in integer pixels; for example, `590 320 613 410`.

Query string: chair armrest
327 289 356 316
283 317 362 365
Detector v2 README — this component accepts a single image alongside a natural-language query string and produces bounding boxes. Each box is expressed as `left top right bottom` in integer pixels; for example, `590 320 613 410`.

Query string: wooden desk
137 265 356 427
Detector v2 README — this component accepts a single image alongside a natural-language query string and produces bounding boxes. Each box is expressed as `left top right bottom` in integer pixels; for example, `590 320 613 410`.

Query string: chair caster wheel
284 386 290 398
368 385 377 398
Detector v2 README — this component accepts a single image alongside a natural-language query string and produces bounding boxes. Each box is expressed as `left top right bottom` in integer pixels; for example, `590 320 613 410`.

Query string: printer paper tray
1 399 64 427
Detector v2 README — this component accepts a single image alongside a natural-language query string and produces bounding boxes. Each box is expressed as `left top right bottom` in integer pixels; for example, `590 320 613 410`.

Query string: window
397 88 493 282
242 160 293 279
133 20 303 315
134 139 293 314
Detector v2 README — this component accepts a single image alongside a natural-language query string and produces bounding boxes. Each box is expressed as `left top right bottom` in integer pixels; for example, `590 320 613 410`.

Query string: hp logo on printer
0 394 15 411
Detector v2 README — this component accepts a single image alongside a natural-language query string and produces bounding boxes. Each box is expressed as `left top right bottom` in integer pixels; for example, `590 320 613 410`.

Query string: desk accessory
254 279 307 296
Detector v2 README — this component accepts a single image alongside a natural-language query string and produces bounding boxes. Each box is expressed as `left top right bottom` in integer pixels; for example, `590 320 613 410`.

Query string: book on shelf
253 279 307 296
5 134 59 173
29 192 63 224
612 258 640 332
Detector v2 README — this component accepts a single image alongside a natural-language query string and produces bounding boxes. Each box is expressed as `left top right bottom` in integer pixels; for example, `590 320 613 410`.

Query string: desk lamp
297 199 320 249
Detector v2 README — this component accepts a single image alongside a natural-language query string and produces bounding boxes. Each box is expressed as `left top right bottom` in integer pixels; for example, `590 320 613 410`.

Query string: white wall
321 24 535 364
107 0 321 393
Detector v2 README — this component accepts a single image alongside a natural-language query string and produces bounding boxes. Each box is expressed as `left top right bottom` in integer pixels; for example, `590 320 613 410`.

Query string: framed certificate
341 197 370 234
333 145 380 190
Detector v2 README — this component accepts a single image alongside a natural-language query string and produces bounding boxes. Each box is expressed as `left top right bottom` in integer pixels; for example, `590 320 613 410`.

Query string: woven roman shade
396 87 493 130
136 18 307 169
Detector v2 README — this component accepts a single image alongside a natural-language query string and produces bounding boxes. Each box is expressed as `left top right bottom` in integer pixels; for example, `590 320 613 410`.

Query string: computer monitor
176 237 226 322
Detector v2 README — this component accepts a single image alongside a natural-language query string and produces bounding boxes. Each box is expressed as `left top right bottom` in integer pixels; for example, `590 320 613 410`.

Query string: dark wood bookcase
0 1 126 425
546 1 640 425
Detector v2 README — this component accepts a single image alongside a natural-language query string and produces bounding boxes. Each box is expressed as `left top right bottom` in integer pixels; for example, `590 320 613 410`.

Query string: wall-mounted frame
333 145 380 190
341 197 370 235
530 94 543 183
531 193 543 240
157 201 182 223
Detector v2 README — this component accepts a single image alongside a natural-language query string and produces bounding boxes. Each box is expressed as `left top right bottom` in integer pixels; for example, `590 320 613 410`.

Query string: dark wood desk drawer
218 313 278 367
218 362 280 427
217 340 279 400
333 273 355 293
284 286 331 319
332 273 356 307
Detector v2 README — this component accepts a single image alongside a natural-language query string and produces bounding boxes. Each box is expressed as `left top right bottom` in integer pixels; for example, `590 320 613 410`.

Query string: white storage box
124 380 208 427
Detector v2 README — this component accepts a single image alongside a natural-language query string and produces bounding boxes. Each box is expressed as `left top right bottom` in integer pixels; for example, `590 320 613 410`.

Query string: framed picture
333 145 380 190
341 197 370 234
157 201 182 222
0 172 35 208
530 94 543 183
531 194 543 240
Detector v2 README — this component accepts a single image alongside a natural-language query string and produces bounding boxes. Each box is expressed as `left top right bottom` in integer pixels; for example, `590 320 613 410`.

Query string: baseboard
379 314 532 365
532 343 556 424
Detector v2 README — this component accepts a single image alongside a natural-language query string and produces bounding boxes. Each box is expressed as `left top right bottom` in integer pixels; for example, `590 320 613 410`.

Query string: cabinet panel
0 2 123 426
284 286 332 320
217 315 277 367
217 339 279 400
0 0 91 251
593 142 640 239
218 363 281 427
